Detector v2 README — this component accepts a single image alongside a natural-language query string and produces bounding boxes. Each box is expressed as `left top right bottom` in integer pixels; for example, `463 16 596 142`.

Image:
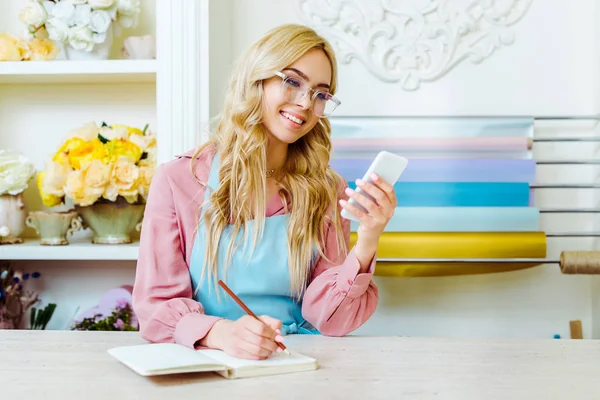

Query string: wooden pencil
218 280 290 355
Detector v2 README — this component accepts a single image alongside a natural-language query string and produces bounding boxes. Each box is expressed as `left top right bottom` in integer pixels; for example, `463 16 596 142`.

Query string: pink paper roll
331 137 531 152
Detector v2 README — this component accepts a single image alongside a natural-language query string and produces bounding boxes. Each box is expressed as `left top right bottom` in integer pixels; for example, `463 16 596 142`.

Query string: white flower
116 0 140 16
88 0 115 9
66 122 98 141
89 10 111 33
46 17 70 41
0 150 36 196
116 0 140 28
68 24 94 51
99 126 128 141
19 0 48 28
50 0 76 26
72 4 92 26
41 1 55 15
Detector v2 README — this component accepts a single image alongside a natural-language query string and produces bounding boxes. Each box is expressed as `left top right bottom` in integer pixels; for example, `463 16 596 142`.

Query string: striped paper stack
329 117 547 277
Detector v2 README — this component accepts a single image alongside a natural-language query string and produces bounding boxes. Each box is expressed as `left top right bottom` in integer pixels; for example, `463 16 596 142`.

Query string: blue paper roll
331 158 536 184
348 207 540 232
346 182 531 207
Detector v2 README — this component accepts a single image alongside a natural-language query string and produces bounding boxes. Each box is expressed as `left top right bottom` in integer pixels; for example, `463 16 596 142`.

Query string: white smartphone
340 151 408 221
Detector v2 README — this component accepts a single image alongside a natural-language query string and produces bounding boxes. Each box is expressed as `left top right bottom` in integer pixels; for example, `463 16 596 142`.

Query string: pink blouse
132 145 379 349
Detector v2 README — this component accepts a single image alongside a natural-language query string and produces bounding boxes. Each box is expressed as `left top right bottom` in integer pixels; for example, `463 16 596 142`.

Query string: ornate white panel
295 0 533 90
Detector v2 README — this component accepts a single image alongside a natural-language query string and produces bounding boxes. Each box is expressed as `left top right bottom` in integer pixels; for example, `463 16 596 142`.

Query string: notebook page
108 343 224 374
200 349 316 369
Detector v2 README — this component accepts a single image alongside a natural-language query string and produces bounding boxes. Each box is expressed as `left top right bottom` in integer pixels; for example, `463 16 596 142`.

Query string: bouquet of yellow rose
37 122 156 208
0 32 59 61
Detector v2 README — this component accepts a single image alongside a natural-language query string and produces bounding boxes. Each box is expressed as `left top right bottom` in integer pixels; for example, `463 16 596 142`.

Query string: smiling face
261 49 333 145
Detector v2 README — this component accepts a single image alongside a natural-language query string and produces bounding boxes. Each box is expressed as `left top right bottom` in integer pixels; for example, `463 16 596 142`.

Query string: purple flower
114 319 125 330
116 299 128 309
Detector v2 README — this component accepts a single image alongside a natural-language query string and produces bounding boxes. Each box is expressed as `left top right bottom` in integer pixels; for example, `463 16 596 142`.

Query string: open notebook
107 342 318 379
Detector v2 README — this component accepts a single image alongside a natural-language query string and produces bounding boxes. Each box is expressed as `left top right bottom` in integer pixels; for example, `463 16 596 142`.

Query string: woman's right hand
201 315 284 360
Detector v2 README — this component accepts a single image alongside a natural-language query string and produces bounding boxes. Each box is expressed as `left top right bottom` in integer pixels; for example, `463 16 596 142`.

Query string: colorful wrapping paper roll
349 232 547 259
347 182 531 207
333 150 533 160
331 137 531 152
349 207 540 232
329 117 534 139
373 262 543 277
332 159 536 184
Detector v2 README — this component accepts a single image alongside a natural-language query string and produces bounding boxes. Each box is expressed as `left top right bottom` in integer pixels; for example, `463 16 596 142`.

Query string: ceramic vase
0 193 27 244
75 197 144 244
65 25 113 60
26 210 82 246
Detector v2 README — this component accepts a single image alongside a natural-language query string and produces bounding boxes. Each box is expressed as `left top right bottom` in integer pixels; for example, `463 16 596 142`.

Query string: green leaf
30 307 37 329
97 134 109 144
142 124 149 135
101 121 108 127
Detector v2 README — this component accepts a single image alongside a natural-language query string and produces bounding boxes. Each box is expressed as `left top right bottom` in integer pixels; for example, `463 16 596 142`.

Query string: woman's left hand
340 174 397 235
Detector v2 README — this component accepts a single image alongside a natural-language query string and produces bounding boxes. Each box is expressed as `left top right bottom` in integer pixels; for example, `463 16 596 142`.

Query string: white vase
0 193 27 244
65 25 114 61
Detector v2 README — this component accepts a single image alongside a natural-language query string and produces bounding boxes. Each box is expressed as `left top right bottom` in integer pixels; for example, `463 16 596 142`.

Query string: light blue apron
189 153 319 336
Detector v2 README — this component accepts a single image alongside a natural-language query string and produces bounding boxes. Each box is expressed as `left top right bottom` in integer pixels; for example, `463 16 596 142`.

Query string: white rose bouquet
0 150 36 196
19 0 141 53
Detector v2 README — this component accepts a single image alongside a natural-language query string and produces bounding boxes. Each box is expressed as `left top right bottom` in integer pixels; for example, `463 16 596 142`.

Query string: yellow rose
53 137 86 164
103 182 118 202
64 170 86 205
111 124 145 137
82 159 111 196
67 138 108 170
41 160 70 197
137 164 155 201
64 169 103 207
105 139 142 164
26 38 58 61
111 157 140 200
0 33 29 61
129 132 156 153
36 172 63 208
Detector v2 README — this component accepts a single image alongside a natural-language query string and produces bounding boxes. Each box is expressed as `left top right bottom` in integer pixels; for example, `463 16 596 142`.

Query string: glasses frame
273 70 341 117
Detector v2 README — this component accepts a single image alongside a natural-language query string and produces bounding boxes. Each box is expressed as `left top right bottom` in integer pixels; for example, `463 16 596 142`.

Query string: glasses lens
280 75 338 117
320 98 337 116
281 77 303 103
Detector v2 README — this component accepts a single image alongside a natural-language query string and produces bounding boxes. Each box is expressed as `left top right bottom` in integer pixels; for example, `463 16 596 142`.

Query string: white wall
209 0 600 339
225 0 599 117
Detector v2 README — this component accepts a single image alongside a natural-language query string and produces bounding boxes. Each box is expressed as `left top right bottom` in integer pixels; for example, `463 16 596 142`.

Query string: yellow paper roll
349 232 547 277
350 232 546 258
374 262 543 277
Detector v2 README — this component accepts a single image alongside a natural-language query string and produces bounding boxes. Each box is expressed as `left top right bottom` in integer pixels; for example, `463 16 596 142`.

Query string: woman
132 24 397 360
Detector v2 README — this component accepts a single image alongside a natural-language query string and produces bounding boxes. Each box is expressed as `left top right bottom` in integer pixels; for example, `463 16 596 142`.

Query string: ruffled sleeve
301 179 379 336
132 163 222 349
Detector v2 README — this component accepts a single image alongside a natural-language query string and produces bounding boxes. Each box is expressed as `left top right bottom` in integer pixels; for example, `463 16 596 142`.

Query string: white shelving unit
0 0 208 267
0 238 140 260
0 60 157 84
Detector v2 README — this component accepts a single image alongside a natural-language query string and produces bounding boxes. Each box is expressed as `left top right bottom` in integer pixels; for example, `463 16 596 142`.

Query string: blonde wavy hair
192 24 346 299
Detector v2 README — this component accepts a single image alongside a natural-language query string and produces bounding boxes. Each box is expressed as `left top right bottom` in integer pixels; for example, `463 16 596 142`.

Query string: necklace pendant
266 169 275 178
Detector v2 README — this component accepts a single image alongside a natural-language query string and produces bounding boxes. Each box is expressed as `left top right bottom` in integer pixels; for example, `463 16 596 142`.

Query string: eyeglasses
273 71 340 117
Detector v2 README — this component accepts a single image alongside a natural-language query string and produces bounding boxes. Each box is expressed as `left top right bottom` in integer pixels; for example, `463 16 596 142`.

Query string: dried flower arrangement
0 262 56 330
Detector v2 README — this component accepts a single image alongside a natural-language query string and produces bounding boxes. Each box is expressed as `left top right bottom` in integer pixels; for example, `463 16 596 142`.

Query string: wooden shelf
0 60 157 84
0 236 140 261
